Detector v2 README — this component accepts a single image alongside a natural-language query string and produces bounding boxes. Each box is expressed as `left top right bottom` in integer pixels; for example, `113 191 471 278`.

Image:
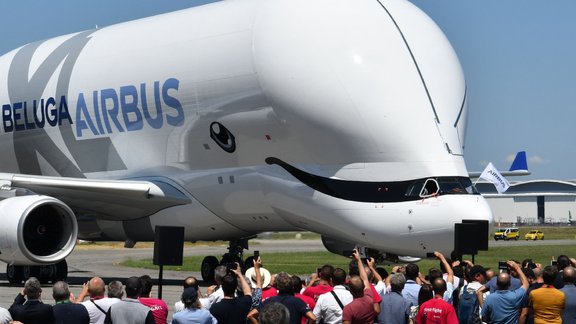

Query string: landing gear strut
200 239 254 283
6 260 68 284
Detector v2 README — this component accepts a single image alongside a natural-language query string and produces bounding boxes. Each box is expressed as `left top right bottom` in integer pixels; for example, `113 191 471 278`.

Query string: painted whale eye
210 122 236 153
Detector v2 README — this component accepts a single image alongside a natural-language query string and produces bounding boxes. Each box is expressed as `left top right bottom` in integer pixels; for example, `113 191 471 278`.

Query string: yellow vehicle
525 230 544 240
494 227 519 241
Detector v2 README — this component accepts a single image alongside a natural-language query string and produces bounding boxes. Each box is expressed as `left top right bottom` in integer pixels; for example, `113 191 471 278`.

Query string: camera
225 262 238 272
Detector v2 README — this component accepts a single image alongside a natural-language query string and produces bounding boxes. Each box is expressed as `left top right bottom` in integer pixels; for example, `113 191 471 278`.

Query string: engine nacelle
0 195 77 265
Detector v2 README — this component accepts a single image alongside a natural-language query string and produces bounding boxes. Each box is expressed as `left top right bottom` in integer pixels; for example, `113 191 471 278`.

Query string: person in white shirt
76 277 121 324
174 276 210 313
313 268 353 324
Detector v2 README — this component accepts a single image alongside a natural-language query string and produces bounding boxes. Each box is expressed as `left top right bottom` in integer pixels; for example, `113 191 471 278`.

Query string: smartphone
551 260 558 266
498 261 508 273
426 252 436 259
254 250 260 260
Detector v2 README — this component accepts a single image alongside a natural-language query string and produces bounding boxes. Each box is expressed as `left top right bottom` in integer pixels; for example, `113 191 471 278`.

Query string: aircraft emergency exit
0 0 492 283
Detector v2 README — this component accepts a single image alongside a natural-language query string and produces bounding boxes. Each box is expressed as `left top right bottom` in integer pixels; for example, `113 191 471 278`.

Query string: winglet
509 151 528 172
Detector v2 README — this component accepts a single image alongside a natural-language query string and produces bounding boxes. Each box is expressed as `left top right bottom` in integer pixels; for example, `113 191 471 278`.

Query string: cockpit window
405 177 479 198
420 179 439 198
438 177 479 195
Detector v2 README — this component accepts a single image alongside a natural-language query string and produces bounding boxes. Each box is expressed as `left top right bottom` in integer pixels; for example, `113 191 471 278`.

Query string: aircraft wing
0 173 190 221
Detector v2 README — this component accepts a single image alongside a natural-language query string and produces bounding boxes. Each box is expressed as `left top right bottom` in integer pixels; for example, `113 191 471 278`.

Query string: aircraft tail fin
509 151 528 172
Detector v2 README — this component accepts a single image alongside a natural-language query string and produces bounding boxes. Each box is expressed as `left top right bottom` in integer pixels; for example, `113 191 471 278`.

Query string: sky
1 1 574 180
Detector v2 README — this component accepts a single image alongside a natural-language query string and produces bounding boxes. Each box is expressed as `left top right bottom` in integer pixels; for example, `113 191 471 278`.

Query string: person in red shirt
303 265 334 301
348 256 382 315
342 250 377 324
416 277 458 324
261 270 278 302
138 275 168 324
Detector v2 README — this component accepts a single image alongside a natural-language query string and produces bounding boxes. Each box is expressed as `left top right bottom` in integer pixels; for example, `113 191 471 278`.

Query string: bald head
348 275 365 298
497 272 511 290
563 266 576 284
88 277 106 297
184 276 199 290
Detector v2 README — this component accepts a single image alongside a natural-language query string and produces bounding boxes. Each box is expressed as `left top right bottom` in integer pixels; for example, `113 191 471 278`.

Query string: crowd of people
0 250 575 324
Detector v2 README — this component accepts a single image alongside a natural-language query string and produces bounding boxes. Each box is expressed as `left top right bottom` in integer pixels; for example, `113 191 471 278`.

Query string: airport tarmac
0 238 572 318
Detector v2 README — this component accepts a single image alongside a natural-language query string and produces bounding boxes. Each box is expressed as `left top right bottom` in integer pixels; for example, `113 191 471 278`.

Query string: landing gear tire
22 266 40 281
55 260 68 282
201 256 219 284
6 265 24 284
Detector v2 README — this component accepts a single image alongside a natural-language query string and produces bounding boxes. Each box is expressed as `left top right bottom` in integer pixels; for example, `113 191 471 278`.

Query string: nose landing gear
200 238 255 283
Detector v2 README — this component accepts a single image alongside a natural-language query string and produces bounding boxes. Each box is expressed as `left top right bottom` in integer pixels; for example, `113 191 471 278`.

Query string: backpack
457 285 482 324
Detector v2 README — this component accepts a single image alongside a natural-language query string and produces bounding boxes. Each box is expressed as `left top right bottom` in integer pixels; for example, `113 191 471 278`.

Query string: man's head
390 273 406 293
214 265 227 285
139 275 153 297
563 266 576 284
275 272 294 295
428 268 443 283
557 255 571 271
533 267 543 282
181 287 199 309
24 277 42 300
348 275 365 298
405 263 419 281
543 265 559 285
486 268 495 281
376 267 389 281
88 277 106 297
221 275 238 297
332 268 347 286
183 276 199 290
52 281 70 302
125 276 142 299
108 280 124 298
260 302 290 324
468 265 488 284
318 265 334 282
496 272 511 290
432 278 447 296
291 275 304 294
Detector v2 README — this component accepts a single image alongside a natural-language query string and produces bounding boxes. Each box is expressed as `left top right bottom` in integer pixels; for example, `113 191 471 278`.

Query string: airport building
477 180 576 225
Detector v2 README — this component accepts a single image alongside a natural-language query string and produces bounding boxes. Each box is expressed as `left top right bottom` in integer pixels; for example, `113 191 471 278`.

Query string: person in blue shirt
171 287 217 324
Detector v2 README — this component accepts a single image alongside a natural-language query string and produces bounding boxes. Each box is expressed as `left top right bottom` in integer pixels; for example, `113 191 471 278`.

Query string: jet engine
0 195 78 265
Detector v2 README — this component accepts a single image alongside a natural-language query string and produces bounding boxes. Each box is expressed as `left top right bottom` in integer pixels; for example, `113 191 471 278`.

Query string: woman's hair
418 284 433 306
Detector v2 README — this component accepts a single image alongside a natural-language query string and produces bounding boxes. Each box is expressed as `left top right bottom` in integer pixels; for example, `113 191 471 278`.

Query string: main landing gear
6 260 68 284
201 239 256 283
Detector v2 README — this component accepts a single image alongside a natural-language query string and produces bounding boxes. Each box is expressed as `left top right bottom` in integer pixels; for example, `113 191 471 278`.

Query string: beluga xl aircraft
0 0 492 283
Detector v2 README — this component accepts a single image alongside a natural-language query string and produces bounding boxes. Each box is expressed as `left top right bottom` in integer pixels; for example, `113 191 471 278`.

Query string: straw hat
245 267 271 288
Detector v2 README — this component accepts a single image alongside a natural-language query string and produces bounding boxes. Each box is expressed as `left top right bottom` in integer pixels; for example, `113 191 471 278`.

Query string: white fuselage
0 0 492 257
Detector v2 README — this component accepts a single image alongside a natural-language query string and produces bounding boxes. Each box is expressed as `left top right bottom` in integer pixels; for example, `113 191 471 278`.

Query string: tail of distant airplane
469 151 530 178
509 151 528 172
